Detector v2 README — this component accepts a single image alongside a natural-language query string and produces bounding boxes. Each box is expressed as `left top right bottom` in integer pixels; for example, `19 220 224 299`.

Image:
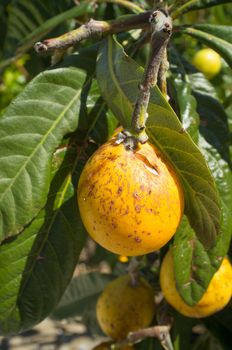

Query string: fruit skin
192 48 221 79
160 250 232 318
96 274 155 340
78 135 184 256
92 341 134 349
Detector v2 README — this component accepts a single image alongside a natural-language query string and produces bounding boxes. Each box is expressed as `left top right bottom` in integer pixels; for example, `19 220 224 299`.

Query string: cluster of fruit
90 254 231 349
77 72 230 348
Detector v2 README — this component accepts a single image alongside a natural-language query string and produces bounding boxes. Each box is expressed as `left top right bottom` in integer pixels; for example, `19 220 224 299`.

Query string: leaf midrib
0 84 81 206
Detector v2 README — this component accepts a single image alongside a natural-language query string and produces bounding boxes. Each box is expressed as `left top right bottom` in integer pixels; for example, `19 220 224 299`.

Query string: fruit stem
126 257 141 286
130 9 172 144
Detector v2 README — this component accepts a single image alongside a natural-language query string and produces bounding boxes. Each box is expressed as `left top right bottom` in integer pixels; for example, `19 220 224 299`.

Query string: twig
129 9 172 144
112 325 173 350
157 47 169 99
34 12 152 54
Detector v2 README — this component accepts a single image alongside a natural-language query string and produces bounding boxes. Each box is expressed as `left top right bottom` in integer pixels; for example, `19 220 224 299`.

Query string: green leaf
1 0 94 63
96 35 220 248
190 72 231 166
175 77 200 142
189 73 217 99
169 48 200 143
52 272 114 320
181 25 232 68
172 312 196 350
173 136 232 305
18 1 94 54
0 66 90 241
0 144 87 334
172 0 232 18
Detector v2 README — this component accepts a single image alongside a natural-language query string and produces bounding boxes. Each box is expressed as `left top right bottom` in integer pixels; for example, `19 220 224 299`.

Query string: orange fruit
96 274 155 340
78 133 184 256
160 249 232 318
192 48 221 79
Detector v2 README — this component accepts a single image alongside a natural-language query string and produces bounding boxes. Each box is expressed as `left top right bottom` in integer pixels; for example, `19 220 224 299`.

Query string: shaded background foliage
0 0 232 349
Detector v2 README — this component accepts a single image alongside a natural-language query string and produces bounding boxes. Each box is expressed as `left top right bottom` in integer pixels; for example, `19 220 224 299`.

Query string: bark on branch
34 12 152 54
113 324 173 350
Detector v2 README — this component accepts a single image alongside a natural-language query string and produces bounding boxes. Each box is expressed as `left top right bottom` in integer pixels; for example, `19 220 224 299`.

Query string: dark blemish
128 234 132 238
135 153 159 175
135 205 141 213
147 232 151 236
105 187 113 194
179 127 186 134
133 191 140 200
133 230 137 234
148 190 152 195
107 154 117 161
192 265 197 271
136 220 142 225
112 222 117 229
93 226 96 231
122 208 129 216
134 237 142 243
87 183 95 197
117 186 123 195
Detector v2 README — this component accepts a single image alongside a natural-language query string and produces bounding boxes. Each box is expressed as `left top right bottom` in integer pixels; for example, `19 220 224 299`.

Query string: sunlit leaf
0 67 91 241
173 136 232 305
172 0 232 18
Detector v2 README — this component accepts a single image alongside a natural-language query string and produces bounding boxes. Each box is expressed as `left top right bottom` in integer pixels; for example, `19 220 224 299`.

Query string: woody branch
34 12 152 54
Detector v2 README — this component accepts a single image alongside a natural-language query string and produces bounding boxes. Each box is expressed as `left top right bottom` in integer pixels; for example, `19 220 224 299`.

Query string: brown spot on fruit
135 205 141 213
133 191 140 200
117 186 123 195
